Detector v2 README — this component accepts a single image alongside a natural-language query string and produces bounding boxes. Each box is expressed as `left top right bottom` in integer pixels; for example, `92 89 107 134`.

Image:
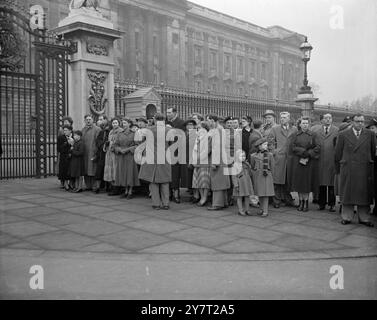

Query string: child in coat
232 150 254 216
249 138 275 217
70 130 85 192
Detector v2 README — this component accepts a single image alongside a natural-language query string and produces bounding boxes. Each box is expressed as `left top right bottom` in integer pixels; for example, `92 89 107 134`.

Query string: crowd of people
57 107 377 227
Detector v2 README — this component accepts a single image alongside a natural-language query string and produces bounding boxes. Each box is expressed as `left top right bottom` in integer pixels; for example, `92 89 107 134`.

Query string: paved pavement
1 177 377 299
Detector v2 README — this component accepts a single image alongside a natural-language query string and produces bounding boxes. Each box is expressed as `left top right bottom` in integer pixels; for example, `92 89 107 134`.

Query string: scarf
262 150 269 176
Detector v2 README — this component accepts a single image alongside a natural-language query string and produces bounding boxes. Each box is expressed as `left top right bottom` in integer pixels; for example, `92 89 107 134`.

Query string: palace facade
30 0 306 100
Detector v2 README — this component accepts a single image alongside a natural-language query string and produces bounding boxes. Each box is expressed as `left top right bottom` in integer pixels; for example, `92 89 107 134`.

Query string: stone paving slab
1 177 377 260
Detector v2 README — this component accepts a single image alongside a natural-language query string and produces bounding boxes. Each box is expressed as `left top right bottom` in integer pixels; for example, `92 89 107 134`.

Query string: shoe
126 194 133 200
359 221 374 227
297 200 304 212
72 188 82 193
318 206 325 211
245 211 252 216
273 203 280 209
191 197 200 204
173 197 181 204
120 193 128 198
329 206 336 212
285 201 296 207
207 206 223 211
341 220 351 225
238 211 247 216
160 205 170 210
303 200 309 212
152 205 161 210
261 212 269 217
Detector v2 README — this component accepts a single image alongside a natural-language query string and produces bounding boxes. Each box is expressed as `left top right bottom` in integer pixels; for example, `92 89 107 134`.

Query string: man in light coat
268 111 297 208
138 113 172 210
335 113 375 227
312 113 339 212
82 114 101 191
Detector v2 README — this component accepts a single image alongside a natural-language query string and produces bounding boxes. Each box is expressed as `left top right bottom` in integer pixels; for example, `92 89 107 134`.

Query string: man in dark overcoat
166 106 185 203
312 113 339 212
335 114 376 227
268 111 297 208
365 118 377 215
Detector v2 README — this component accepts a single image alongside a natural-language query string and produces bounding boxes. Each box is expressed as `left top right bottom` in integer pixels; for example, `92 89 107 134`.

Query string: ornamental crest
0 16 27 70
87 71 108 117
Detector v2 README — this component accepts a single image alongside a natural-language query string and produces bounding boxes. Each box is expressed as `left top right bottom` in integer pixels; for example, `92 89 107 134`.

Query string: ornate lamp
299 36 313 94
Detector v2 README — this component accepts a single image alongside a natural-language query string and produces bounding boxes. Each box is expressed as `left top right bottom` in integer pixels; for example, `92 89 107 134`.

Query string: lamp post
299 37 313 94
296 36 317 118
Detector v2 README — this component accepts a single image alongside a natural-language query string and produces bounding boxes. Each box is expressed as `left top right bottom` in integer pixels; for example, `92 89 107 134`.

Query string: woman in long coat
104 118 123 195
113 118 140 199
288 117 320 212
191 121 211 206
57 125 73 190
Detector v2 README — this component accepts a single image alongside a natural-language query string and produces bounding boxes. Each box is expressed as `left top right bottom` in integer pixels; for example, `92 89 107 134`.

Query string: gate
0 3 76 179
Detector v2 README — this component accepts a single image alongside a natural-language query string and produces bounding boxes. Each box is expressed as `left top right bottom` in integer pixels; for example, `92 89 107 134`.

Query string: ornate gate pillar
295 92 318 120
53 5 122 127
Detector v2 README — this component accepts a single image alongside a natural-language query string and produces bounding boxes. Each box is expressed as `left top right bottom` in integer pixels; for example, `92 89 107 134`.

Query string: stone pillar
53 8 122 127
295 92 318 119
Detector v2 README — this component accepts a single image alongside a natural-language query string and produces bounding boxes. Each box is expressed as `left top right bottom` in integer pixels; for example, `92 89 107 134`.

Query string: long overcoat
82 125 101 176
268 124 297 185
312 125 339 186
138 124 172 184
208 127 230 191
335 128 376 205
288 130 320 193
113 128 140 187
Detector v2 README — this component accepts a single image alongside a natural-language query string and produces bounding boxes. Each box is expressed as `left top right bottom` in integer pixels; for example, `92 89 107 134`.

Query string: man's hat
224 116 236 123
342 116 352 123
184 118 196 127
366 118 377 129
136 117 148 124
254 137 268 147
263 110 276 118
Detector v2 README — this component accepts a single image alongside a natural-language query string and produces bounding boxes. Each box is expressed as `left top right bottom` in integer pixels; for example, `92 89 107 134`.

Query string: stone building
29 0 305 100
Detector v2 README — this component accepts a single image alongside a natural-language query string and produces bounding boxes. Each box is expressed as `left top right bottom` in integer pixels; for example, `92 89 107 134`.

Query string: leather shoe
207 206 223 211
341 220 351 225
359 221 374 227
152 205 161 210
160 205 170 210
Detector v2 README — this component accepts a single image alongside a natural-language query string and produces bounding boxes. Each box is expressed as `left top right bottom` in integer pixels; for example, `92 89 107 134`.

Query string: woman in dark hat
288 117 320 212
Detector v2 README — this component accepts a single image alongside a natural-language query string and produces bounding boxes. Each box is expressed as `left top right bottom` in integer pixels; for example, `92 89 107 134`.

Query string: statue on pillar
69 0 100 12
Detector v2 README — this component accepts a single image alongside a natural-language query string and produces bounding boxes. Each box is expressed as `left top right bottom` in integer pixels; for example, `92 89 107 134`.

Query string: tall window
249 59 256 78
224 54 231 73
153 35 158 56
194 46 202 67
210 51 217 71
280 64 284 81
135 30 140 51
261 63 267 81
237 56 244 75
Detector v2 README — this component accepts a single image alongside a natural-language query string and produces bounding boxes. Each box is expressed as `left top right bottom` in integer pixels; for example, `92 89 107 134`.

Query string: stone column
296 92 318 119
53 8 122 127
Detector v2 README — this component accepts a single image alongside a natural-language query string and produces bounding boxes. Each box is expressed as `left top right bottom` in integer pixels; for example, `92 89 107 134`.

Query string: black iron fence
114 80 303 122
114 80 375 125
